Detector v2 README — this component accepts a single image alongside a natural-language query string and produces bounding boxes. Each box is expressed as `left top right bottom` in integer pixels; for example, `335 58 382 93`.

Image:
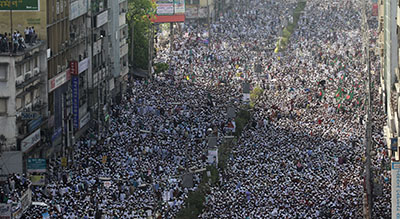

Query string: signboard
0 0 39 11
156 0 174 15
71 76 79 130
79 113 90 129
69 61 78 76
21 111 39 120
392 162 400 218
372 3 378 16
0 204 11 219
48 70 69 93
28 115 42 133
96 10 108 28
30 175 45 186
152 0 185 23
21 128 41 153
61 157 67 167
27 158 46 173
392 138 398 152
78 58 89 74
69 0 88 20
174 0 185 14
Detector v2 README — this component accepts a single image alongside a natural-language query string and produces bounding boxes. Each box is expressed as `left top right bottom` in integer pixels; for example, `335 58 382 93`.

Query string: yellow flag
274 47 279 53
186 76 190 81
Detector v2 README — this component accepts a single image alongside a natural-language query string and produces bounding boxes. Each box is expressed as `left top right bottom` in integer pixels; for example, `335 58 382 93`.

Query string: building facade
0 0 130 174
378 0 399 157
0 41 47 174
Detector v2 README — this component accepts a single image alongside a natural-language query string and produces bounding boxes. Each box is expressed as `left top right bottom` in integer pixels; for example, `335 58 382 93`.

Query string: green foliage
275 0 307 51
178 107 251 218
250 86 264 108
154 62 169 74
127 0 156 69
176 166 218 219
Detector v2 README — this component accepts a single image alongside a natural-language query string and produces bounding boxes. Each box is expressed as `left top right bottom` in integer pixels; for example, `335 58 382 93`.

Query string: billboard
153 0 185 23
372 3 378 17
71 76 79 130
27 158 46 173
392 162 400 218
0 0 39 11
156 0 174 15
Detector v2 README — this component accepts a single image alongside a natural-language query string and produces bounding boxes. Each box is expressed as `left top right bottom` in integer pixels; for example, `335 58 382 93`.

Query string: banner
0 0 39 11
30 175 45 186
372 4 378 16
27 158 46 173
392 162 400 219
0 204 11 219
71 76 79 130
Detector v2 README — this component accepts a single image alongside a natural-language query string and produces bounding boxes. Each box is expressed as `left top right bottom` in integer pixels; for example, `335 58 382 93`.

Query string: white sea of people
1 0 390 218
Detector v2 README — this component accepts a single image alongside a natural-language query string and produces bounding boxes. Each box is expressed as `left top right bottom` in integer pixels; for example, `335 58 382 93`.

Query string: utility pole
9 0 13 55
361 0 372 218
170 22 174 67
207 0 211 49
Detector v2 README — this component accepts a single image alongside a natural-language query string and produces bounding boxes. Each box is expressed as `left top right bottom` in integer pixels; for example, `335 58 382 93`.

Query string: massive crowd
9 0 389 218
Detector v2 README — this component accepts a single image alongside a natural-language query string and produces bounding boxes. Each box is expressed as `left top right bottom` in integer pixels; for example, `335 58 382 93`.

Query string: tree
127 0 156 69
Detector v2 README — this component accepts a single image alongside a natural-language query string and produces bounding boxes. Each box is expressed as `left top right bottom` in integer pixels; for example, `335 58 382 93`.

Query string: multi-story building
109 0 129 103
0 0 49 174
0 39 47 174
378 0 399 157
0 0 130 175
68 0 92 138
89 0 111 136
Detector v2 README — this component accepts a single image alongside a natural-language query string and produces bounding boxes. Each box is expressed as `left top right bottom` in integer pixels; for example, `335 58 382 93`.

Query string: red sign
69 60 78 76
151 14 185 23
372 4 378 16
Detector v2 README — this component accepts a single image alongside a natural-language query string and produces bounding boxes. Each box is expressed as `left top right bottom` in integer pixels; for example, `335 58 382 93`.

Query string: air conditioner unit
25 73 31 80
33 68 39 75
16 78 24 85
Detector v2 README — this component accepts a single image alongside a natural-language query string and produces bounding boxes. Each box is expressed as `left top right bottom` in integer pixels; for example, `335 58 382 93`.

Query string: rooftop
0 32 44 56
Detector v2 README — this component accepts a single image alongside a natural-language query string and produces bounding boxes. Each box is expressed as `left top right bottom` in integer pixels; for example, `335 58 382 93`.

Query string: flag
186 75 190 81
346 89 354 101
337 99 343 110
335 87 342 101
319 90 325 100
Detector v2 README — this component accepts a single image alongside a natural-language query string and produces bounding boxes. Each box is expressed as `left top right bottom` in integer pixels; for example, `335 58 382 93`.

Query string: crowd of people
197 0 390 218
0 26 37 53
14 0 390 218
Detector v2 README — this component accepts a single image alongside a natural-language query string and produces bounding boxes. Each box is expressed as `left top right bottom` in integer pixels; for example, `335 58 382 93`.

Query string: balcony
16 71 41 89
0 37 44 57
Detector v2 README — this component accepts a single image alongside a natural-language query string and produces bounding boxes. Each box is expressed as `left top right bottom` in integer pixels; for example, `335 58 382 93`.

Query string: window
16 98 22 110
0 98 7 115
0 64 8 81
25 93 31 105
34 57 39 68
16 65 22 77
26 61 31 73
